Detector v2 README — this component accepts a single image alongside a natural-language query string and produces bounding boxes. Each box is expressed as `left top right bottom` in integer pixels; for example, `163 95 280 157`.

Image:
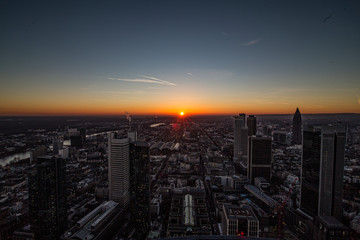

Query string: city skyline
1 1 360 116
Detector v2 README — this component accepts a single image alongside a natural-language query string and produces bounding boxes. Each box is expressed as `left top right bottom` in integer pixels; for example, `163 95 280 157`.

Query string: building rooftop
318 216 348 229
133 141 149 147
160 236 275 240
245 185 278 208
223 204 258 222
63 201 119 240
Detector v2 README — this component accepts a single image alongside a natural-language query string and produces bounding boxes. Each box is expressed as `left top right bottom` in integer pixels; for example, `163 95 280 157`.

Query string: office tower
262 125 272 136
247 136 272 183
79 128 86 142
240 126 248 167
292 107 302 144
300 125 346 220
233 113 245 162
108 132 130 207
300 126 321 217
28 156 66 239
130 141 150 240
70 135 83 148
247 115 257 136
272 130 287 144
30 145 47 163
52 138 62 155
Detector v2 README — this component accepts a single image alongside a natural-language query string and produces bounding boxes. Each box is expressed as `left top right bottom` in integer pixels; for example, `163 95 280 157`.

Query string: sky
1 0 360 116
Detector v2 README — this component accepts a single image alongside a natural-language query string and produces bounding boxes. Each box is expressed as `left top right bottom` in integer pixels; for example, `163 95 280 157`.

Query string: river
0 151 31 167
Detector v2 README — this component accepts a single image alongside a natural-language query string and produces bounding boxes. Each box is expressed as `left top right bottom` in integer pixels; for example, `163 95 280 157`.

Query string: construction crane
275 178 298 239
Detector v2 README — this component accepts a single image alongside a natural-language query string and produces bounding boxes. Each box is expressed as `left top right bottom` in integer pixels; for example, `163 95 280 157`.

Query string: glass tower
28 156 66 240
300 125 346 220
130 141 150 240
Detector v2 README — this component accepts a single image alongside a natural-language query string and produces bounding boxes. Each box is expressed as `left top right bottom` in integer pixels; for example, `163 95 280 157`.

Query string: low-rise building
222 204 259 237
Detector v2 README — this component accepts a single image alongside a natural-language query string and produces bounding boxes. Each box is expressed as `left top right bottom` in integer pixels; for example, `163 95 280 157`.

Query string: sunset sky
1 0 360 115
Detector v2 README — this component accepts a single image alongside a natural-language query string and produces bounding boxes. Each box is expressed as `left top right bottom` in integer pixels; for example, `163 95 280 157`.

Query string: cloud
108 75 175 86
221 31 229 36
186 72 193 76
307 104 327 109
242 39 260 46
100 90 144 94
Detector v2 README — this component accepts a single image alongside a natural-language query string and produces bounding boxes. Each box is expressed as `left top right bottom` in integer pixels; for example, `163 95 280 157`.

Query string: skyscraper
292 107 302 144
130 141 151 240
300 126 321 217
247 136 272 183
239 126 249 172
233 113 245 163
300 125 346 220
247 115 257 136
108 132 130 207
28 156 66 240
52 137 62 155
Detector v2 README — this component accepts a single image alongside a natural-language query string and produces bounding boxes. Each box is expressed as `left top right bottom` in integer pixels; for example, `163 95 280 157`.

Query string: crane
275 178 298 239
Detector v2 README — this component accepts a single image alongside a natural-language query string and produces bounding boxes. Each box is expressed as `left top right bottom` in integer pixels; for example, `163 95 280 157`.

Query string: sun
180 111 184 116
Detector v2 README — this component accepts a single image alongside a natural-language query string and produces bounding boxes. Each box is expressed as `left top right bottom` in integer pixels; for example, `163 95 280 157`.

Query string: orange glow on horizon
1 98 359 116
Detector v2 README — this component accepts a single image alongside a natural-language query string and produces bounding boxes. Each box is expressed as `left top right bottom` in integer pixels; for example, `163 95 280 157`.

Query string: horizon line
1 112 360 117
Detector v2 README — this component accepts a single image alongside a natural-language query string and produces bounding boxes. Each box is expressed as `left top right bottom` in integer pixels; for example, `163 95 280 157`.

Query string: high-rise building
247 136 272 183
272 130 287 144
300 126 321 217
292 107 302 144
79 128 86 143
233 113 245 163
70 135 83 148
247 115 257 136
28 156 66 240
238 126 249 175
108 132 130 207
300 125 346 220
130 141 151 240
52 138 62 155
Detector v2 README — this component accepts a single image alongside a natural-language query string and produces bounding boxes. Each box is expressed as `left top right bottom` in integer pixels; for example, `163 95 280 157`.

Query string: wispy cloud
100 90 144 95
186 72 193 76
307 104 327 109
242 39 260 46
108 75 175 86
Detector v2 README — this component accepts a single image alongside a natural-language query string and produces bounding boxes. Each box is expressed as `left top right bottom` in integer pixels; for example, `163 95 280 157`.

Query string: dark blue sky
1 0 360 115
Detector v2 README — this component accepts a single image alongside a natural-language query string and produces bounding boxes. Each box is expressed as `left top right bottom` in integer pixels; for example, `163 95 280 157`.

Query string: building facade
247 115 257 136
233 114 245 163
29 156 67 239
222 204 259 237
130 141 151 240
247 136 272 183
300 125 346 220
108 132 130 207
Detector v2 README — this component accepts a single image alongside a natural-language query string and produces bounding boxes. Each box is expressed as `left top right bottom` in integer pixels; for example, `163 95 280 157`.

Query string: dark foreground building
313 216 349 240
28 156 67 239
130 141 151 240
300 125 346 220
